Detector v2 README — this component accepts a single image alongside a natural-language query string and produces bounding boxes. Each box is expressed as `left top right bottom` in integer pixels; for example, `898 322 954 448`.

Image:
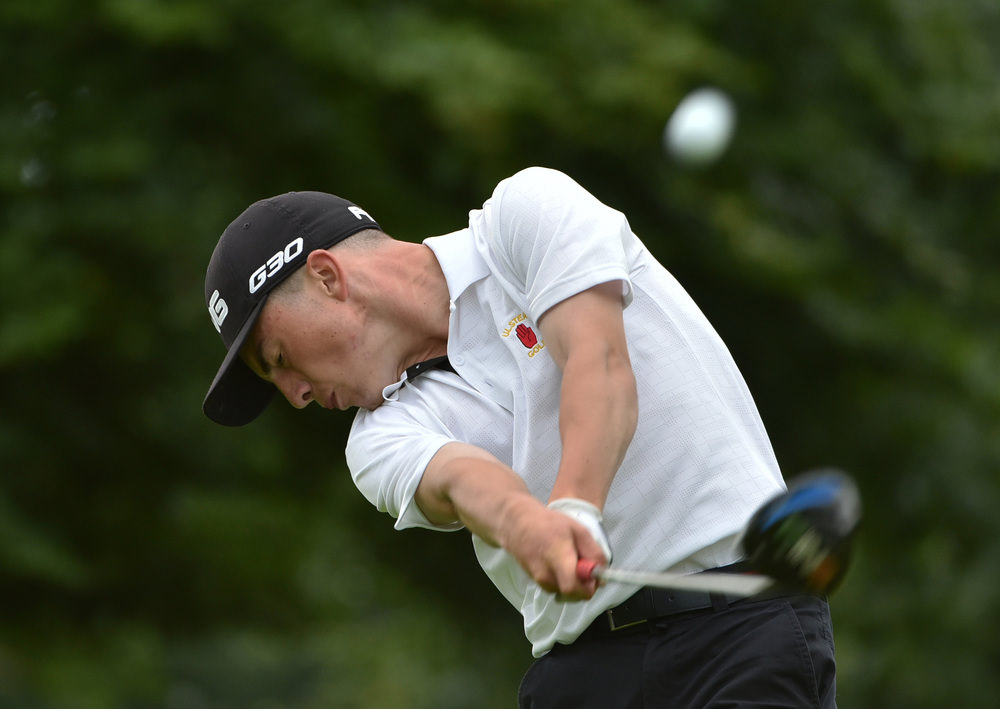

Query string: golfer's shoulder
493 166 580 201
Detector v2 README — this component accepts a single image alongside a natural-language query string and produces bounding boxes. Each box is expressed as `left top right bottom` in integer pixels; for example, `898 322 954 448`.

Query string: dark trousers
518 594 837 709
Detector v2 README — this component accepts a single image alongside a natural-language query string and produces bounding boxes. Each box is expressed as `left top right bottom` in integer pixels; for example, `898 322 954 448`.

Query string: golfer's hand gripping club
547 497 613 564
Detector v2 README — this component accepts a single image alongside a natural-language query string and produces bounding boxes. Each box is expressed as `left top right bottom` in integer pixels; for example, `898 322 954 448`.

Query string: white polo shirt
346 167 784 656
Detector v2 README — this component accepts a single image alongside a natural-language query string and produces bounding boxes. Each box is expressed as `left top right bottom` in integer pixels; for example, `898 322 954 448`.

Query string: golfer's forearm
548 346 638 508
415 442 541 547
534 280 637 511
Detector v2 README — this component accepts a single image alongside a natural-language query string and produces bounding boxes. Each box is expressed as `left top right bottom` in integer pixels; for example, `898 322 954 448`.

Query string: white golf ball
664 87 737 165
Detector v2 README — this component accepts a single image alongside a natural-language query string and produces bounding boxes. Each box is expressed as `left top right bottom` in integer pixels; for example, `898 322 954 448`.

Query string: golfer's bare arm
540 280 637 508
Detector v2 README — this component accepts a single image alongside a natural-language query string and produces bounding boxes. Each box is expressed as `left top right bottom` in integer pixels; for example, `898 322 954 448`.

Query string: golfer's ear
306 249 347 300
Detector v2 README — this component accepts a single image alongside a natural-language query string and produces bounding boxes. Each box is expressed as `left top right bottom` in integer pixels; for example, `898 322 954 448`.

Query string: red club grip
577 558 600 581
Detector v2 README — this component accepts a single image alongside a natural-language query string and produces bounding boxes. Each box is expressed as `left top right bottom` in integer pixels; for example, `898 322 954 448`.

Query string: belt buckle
605 608 647 632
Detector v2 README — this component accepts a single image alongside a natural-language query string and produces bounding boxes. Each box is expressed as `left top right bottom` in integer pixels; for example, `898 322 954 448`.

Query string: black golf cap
203 191 380 426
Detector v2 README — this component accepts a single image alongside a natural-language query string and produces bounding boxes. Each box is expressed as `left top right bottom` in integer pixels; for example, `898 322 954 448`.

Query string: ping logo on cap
348 206 373 221
209 290 228 332
249 236 305 294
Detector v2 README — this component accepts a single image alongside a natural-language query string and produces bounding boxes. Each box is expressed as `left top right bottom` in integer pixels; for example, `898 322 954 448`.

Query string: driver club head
741 468 862 595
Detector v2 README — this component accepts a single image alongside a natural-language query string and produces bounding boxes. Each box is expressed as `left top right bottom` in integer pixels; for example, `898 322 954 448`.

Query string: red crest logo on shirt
515 323 537 348
501 312 545 358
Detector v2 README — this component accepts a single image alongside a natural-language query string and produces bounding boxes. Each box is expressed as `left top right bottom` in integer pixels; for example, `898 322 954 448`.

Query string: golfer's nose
273 370 312 408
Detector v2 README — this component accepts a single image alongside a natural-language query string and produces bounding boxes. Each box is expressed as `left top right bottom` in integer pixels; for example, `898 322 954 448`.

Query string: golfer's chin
360 397 388 412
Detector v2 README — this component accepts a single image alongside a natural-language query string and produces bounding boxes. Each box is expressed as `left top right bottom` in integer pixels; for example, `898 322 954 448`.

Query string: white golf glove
548 498 613 565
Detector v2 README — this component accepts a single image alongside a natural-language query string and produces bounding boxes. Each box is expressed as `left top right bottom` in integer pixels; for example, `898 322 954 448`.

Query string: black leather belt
579 564 749 639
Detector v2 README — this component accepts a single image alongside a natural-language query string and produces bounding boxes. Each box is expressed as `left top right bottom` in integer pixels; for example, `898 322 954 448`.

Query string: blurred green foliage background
2 1 999 707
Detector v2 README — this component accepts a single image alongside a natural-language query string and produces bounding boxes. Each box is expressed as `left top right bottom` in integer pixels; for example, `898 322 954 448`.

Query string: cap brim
202 298 275 426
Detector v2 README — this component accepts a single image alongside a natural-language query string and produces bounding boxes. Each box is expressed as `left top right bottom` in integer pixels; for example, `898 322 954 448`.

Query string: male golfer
203 167 837 707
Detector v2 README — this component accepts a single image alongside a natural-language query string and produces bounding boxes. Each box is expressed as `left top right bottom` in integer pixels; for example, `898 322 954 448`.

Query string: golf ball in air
664 88 736 165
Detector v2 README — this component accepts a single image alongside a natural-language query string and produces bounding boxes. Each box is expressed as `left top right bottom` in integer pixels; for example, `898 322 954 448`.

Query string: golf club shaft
578 560 774 597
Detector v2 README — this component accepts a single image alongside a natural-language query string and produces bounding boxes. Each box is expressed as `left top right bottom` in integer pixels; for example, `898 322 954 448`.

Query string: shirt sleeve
478 166 636 321
345 370 516 532
346 396 463 532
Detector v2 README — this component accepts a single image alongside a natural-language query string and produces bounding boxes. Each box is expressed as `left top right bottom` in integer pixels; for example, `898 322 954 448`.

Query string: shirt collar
423 228 490 302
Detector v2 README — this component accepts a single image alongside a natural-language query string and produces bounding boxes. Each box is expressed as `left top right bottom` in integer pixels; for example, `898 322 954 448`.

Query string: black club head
741 469 862 595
